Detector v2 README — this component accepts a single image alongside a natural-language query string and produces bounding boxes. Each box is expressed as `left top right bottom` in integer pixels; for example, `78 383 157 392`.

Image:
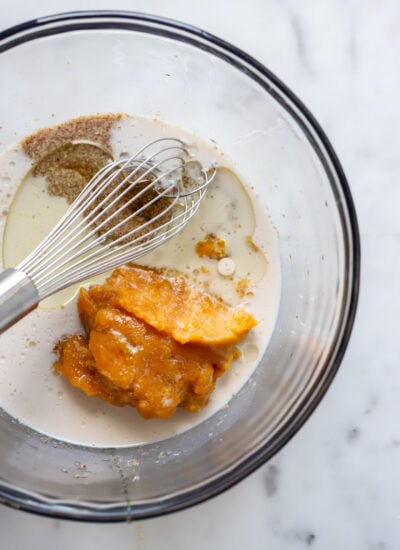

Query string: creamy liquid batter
0 115 280 447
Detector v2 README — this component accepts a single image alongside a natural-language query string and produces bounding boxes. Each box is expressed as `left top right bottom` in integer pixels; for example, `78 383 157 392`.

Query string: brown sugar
53 265 255 419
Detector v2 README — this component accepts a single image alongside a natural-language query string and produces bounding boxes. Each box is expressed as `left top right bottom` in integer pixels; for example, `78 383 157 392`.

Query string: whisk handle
0 269 39 334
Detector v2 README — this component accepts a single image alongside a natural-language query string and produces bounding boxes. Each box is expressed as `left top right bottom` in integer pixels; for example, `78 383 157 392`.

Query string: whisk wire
15 138 215 299
29 159 184 286
19 145 184 273
18 141 182 265
41 192 205 296
43 195 204 296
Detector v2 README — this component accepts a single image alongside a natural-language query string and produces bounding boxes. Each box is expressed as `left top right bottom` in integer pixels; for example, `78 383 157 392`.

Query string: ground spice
22 114 173 243
22 113 121 161
32 142 112 201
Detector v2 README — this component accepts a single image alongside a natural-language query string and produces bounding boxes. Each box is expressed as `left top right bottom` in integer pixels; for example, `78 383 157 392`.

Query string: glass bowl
0 11 360 521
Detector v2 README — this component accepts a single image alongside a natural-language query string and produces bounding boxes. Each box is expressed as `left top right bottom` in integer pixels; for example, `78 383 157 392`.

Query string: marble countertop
1 1 399 548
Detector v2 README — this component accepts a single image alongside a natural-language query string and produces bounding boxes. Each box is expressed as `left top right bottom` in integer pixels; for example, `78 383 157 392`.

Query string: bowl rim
0 9 361 522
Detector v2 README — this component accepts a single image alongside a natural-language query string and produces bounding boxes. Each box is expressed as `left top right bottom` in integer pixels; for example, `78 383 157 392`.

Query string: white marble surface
0 0 399 548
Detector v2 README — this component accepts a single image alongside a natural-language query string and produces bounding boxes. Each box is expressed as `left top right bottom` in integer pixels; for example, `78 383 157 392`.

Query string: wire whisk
0 137 215 334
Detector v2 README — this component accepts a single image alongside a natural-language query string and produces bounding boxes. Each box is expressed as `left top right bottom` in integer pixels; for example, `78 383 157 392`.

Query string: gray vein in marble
290 15 313 75
288 530 317 547
264 464 280 497
347 426 361 443
364 395 379 415
349 20 358 71
305 533 316 546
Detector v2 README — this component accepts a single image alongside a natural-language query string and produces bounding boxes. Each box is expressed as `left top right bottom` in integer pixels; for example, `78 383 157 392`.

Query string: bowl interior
0 13 358 520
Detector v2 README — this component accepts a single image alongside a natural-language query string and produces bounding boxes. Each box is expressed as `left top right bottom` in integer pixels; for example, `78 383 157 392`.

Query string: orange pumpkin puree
195 233 227 260
54 265 257 419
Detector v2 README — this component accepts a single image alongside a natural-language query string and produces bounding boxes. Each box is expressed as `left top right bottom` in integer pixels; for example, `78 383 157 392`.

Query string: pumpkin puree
54 265 257 419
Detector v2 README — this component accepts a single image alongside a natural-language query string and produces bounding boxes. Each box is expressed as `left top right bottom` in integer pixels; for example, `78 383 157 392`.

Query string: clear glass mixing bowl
0 11 360 520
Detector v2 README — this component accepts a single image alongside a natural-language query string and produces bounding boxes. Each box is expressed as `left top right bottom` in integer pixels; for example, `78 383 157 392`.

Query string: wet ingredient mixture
0 113 281 446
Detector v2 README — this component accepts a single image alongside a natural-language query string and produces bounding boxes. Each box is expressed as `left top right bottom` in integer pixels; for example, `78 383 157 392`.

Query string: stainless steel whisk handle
0 268 39 334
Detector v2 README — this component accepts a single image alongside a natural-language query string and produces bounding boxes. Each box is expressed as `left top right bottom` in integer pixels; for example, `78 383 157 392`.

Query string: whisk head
17 138 216 299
